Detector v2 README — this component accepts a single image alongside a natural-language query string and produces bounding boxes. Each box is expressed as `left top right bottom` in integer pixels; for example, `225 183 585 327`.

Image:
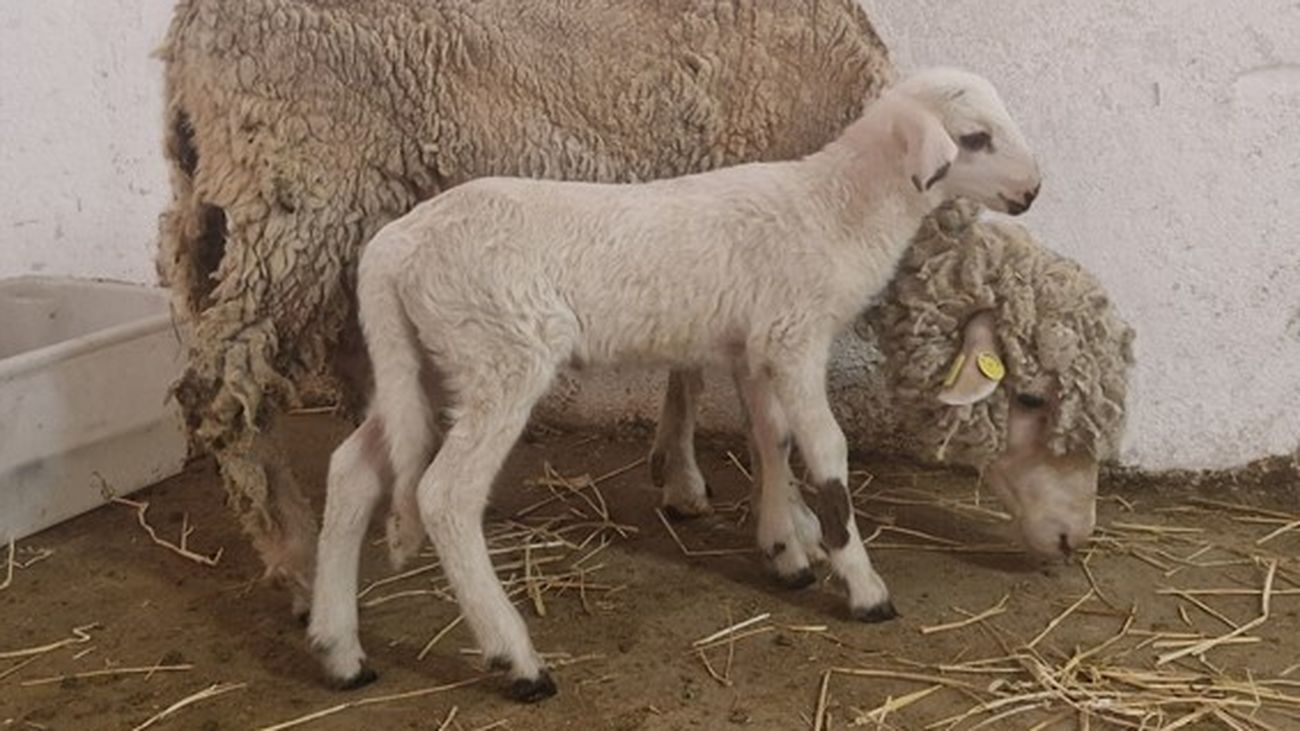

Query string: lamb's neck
807 114 939 261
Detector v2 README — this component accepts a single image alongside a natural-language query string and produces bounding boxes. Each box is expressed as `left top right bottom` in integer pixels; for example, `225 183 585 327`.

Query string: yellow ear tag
976 351 1005 381
942 352 967 388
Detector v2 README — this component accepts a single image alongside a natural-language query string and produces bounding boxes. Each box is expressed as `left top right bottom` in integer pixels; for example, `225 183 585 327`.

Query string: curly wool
157 0 893 449
867 201 1136 466
155 0 894 539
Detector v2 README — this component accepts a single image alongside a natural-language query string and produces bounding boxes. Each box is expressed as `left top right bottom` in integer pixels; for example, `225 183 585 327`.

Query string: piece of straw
920 595 1009 636
112 497 223 567
1026 590 1095 650
0 624 97 660
692 613 771 648
655 509 751 557
254 676 486 731
21 664 193 687
1158 559 1278 666
131 682 246 731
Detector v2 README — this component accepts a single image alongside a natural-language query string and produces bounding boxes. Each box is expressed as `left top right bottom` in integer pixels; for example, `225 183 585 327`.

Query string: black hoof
852 600 899 624
487 655 512 672
778 567 818 590
508 671 558 703
336 666 379 690
662 504 695 522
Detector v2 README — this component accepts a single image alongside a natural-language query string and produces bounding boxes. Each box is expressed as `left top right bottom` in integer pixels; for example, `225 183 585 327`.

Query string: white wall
1 1 1297 470
860 0 1300 470
0 0 176 284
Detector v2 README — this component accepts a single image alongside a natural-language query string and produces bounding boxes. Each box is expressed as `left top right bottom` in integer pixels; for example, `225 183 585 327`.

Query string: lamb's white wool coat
310 67 1041 700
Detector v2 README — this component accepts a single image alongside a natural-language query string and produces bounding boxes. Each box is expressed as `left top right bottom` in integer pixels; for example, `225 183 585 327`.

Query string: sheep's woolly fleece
156 0 892 527
865 201 1136 466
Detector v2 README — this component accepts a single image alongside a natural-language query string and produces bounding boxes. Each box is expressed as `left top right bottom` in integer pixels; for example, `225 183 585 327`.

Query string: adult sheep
156 0 893 617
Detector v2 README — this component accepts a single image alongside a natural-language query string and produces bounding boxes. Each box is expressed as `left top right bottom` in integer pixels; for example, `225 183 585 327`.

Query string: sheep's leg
650 369 712 519
771 358 896 622
419 376 558 702
308 417 388 689
733 369 824 588
217 436 320 622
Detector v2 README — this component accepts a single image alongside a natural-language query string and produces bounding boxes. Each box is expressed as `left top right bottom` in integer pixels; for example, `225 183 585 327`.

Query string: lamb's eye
959 131 992 152
1016 393 1046 409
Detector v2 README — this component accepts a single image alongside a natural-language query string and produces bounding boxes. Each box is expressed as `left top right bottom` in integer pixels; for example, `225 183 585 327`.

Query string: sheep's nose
1004 184 1040 215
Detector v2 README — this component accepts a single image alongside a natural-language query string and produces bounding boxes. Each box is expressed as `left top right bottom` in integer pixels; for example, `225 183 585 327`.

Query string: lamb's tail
356 246 434 569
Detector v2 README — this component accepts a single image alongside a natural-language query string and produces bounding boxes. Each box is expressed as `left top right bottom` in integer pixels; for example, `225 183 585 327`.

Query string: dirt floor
3 415 1299 731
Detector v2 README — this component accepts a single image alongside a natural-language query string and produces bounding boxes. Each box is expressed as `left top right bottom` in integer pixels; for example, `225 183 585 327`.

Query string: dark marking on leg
335 666 379 690
649 452 666 487
487 655 512 672
811 479 851 550
508 671 558 703
704 482 715 499
852 600 900 623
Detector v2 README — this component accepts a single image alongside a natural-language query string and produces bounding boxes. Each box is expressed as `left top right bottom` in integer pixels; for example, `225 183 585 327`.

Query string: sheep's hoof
852 600 899 624
508 671 557 703
335 666 379 691
778 567 818 590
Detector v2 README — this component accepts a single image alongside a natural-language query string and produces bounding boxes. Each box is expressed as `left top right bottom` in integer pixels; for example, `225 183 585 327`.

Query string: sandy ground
3 414 1299 731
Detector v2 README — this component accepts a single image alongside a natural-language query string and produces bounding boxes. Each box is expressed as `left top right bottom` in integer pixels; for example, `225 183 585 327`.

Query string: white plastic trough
0 276 189 543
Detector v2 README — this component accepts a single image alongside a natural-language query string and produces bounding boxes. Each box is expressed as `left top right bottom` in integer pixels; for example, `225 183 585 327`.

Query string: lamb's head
886 68 1041 216
867 201 1135 558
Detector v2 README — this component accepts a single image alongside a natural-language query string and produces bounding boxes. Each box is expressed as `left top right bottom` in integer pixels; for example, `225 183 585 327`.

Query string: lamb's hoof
508 672 557 703
662 500 712 522
778 567 818 590
334 666 379 691
852 600 899 624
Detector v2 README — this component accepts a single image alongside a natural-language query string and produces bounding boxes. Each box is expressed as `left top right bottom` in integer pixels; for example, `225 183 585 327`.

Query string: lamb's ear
937 311 1004 406
893 98 959 193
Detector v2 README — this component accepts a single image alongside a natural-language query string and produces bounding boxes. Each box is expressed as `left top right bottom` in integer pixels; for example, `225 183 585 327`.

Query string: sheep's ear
894 99 960 193
937 311 1004 406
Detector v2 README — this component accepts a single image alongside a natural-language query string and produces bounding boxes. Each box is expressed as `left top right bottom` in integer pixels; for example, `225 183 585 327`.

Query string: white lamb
309 67 1042 701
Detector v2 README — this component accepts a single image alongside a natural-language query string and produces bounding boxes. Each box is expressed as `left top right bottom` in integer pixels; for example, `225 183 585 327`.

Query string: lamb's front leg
733 368 825 588
771 356 896 622
649 368 712 519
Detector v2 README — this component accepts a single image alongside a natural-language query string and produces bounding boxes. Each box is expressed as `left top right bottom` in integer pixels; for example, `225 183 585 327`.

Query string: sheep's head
866 201 1135 558
886 68 1041 216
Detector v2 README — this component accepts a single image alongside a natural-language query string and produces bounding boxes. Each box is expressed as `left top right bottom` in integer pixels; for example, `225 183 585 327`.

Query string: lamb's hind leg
770 355 895 622
420 372 558 702
734 369 822 588
308 417 388 688
650 369 712 519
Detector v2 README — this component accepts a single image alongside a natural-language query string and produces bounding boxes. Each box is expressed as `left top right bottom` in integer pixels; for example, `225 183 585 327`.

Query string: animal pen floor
3 415 1299 731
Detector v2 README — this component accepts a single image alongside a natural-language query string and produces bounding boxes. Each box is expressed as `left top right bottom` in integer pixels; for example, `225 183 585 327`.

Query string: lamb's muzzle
309 66 1039 700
